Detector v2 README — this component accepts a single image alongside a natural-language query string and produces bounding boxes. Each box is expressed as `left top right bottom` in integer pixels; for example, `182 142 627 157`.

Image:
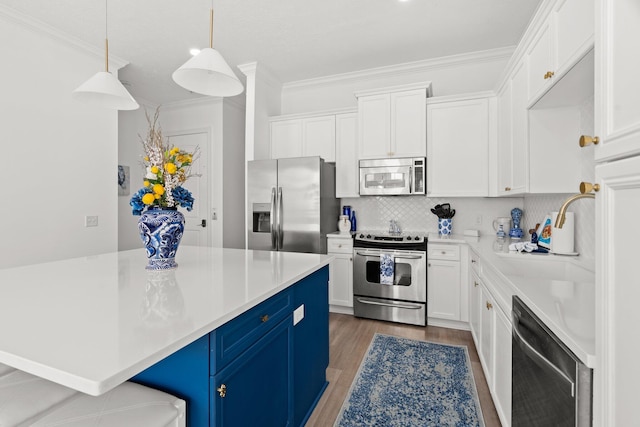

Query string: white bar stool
0 363 185 427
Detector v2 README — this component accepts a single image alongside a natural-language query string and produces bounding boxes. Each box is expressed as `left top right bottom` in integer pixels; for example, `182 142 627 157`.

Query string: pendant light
72 0 139 110
172 1 244 97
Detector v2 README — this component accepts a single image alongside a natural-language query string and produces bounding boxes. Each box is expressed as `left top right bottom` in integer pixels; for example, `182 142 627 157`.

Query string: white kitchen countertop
0 247 332 395
429 232 596 368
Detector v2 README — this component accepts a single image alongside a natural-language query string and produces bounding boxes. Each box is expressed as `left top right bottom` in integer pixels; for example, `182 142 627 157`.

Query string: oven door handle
354 251 422 260
513 321 576 397
356 298 423 310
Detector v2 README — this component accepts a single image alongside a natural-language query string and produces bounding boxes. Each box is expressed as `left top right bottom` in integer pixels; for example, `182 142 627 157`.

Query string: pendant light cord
104 0 109 72
209 0 214 49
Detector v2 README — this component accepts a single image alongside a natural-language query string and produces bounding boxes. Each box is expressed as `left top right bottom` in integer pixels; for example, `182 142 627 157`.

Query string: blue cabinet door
293 267 330 426
211 315 294 426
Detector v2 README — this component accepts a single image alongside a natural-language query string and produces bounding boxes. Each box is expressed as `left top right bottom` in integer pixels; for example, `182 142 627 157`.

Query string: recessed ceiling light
190 48 201 56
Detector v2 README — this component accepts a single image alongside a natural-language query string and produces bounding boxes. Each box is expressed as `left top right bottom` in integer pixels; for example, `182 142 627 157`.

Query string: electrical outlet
476 214 483 225
85 215 99 227
293 304 305 325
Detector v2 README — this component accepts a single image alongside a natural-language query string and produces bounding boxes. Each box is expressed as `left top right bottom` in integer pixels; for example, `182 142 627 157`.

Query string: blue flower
130 187 153 216
172 186 194 211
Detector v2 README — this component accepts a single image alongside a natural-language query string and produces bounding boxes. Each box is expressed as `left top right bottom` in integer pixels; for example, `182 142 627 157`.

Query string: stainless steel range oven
352 232 427 326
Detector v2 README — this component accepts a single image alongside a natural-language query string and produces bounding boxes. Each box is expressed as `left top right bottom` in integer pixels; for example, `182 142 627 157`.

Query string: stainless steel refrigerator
248 156 339 254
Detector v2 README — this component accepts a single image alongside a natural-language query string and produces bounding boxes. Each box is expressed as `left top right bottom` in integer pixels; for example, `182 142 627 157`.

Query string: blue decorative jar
138 206 185 270
438 218 452 236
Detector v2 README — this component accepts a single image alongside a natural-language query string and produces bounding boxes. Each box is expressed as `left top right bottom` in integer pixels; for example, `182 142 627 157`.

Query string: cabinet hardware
471 259 477 264
580 182 600 194
474 282 479 287
486 301 493 310
504 187 511 191
543 71 555 79
579 135 599 147
349 257 352 261
217 384 227 398
441 251 446 255
261 315 269 323
428 263 431 267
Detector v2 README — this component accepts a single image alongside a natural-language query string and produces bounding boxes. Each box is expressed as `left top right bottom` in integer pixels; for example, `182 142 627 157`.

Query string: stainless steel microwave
359 157 426 196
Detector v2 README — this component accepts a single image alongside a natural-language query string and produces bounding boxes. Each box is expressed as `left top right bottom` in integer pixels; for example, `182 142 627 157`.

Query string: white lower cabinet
427 243 469 327
469 251 511 427
327 234 354 311
493 300 512 426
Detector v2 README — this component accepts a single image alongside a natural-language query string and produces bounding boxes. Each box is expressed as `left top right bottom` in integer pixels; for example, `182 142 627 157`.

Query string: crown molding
0 4 128 70
282 46 516 91
162 96 223 111
238 61 282 91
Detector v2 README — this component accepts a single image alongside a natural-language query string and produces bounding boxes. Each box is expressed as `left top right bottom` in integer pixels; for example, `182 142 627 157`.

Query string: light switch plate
293 304 304 325
85 215 98 227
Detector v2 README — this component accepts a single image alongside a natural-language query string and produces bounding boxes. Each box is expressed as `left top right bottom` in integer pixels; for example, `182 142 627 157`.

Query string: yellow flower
150 166 159 174
143 180 150 187
141 193 155 205
170 147 180 155
144 156 149 161
165 163 177 174
153 184 165 195
155 193 161 199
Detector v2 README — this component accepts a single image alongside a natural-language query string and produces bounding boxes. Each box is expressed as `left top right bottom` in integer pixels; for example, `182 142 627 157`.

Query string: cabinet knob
579 135 600 147
428 263 431 267
261 314 269 323
504 187 511 191
338 244 342 248
474 282 479 287
217 384 227 398
543 71 555 79
486 301 493 310
471 259 477 264
580 182 600 194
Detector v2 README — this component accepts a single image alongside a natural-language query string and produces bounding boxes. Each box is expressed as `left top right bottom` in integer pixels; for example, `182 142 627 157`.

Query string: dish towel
380 253 394 285
509 242 538 253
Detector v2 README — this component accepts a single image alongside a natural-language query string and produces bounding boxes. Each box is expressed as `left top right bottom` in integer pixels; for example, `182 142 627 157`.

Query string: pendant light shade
172 47 243 97
73 71 139 110
172 7 244 97
72 0 139 110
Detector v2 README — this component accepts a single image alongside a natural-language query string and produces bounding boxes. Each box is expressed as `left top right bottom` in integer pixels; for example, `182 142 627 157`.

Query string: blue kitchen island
0 247 331 427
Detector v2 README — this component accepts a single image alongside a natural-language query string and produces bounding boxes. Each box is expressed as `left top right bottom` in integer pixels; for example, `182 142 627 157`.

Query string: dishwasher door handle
356 297 423 310
513 323 576 397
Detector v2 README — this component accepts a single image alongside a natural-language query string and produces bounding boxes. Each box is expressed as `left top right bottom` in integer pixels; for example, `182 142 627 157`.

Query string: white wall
280 48 513 115
1 11 118 268
118 100 158 251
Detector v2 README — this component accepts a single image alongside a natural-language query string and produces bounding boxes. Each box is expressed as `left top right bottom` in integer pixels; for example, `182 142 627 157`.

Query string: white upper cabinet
527 20 555 101
270 120 303 159
527 0 594 105
269 114 336 162
355 83 431 159
427 93 495 197
594 0 640 162
335 113 359 198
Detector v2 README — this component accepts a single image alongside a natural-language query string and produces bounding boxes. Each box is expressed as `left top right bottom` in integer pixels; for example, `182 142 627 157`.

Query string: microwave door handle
270 187 277 250
409 166 414 193
278 187 284 250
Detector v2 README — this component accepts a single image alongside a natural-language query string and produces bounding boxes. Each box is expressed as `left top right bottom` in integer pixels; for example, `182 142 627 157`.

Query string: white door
167 131 209 247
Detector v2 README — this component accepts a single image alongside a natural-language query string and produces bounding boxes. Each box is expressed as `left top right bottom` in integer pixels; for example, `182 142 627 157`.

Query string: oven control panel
354 232 427 251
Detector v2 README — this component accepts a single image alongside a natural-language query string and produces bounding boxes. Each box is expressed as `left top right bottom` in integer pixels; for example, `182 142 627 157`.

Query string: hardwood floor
305 313 502 427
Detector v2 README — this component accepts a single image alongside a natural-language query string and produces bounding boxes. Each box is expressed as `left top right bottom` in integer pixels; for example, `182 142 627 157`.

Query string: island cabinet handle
486 301 493 310
217 384 227 398
261 315 269 323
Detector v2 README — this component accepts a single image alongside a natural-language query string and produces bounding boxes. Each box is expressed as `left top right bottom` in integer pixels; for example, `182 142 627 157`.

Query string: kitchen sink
494 252 594 282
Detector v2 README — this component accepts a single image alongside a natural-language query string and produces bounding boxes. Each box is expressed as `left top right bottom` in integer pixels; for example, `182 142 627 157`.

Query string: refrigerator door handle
277 187 284 250
270 187 277 250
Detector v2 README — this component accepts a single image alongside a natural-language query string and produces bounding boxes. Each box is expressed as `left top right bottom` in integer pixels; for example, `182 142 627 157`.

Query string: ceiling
3 0 543 104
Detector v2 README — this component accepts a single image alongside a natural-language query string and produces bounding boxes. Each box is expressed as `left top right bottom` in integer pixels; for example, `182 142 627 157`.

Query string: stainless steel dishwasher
512 296 592 426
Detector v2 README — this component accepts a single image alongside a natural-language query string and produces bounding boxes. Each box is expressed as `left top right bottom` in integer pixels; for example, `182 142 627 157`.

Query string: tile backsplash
341 196 523 237
341 193 595 262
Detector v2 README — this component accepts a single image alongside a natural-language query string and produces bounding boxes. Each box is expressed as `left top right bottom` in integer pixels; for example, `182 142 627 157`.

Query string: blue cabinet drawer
210 289 293 374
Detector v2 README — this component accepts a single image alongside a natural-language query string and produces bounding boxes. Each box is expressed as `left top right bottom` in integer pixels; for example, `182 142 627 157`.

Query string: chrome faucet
554 182 599 228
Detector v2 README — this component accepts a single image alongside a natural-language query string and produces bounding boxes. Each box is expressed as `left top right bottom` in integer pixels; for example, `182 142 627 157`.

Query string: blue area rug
334 334 485 427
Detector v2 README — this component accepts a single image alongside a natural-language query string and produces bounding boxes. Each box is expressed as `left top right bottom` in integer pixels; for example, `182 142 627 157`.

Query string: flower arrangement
130 108 200 216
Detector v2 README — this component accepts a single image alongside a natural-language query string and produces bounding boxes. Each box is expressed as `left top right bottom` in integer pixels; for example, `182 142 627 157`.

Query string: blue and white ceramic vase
438 218 452 236
138 207 185 270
